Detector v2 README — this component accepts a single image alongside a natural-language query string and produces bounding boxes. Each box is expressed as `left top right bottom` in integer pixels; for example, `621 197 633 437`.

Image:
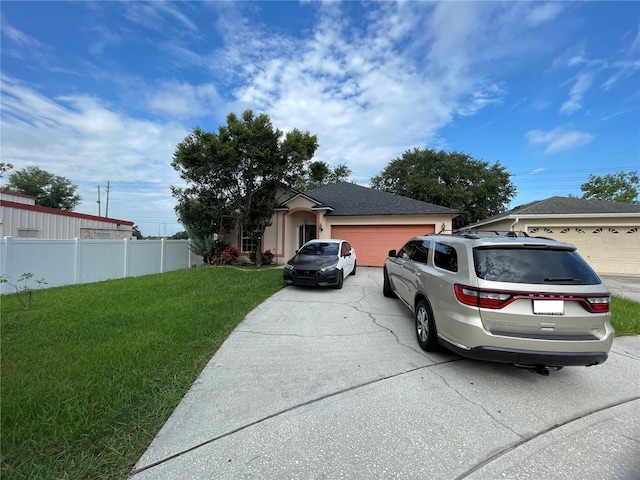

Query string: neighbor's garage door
531 226 640 275
332 224 435 267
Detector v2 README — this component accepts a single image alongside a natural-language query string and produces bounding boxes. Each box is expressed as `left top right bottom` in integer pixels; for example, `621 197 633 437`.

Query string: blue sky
1 1 639 237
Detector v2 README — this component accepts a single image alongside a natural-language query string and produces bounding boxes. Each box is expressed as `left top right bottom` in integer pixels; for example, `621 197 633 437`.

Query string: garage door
332 224 435 267
529 226 640 275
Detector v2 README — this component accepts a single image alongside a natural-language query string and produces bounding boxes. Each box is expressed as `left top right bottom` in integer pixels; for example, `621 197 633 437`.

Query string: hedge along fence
0 237 202 294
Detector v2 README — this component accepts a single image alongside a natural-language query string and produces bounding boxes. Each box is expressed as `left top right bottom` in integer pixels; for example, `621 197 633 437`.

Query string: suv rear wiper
544 277 578 282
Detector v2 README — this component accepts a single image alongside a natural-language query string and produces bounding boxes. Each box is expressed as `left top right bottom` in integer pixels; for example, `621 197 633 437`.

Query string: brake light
586 296 610 313
454 285 512 309
454 284 610 312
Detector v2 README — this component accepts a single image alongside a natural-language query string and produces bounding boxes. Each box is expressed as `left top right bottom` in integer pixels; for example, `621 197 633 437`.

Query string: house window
242 230 257 253
17 228 39 238
96 231 111 239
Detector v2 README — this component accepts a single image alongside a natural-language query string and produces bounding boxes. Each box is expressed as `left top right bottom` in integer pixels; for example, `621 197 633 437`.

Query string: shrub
211 246 239 266
249 249 274 266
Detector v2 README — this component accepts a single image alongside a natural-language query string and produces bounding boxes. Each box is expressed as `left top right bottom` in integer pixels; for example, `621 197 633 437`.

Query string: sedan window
299 243 339 256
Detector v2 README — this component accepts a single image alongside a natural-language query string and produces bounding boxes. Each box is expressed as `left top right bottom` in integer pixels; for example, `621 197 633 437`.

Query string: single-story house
229 182 459 267
460 196 640 276
0 190 134 240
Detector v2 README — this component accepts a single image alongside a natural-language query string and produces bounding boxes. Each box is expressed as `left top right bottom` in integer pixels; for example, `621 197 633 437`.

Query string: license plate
533 300 564 315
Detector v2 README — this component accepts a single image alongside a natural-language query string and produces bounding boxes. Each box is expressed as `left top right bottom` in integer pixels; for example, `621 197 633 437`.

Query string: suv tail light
454 284 610 313
455 285 512 309
585 296 610 313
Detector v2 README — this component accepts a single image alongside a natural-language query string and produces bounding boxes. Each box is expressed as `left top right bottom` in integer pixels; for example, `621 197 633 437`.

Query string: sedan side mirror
388 249 397 257
344 252 351 257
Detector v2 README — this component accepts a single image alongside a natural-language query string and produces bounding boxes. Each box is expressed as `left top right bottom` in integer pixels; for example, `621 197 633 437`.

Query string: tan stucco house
461 196 640 276
229 182 459 267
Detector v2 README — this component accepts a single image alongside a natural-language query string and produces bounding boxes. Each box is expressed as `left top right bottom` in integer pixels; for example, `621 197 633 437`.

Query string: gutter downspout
509 217 520 232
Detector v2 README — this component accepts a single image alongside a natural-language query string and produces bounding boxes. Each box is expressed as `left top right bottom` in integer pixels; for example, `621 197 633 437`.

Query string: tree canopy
293 160 352 191
0 162 13 179
578 171 639 204
370 148 516 229
5 166 81 211
171 109 318 263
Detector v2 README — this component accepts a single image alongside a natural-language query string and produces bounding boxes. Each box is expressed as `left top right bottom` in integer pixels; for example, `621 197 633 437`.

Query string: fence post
0 237 10 295
123 238 130 277
74 238 81 285
160 238 166 273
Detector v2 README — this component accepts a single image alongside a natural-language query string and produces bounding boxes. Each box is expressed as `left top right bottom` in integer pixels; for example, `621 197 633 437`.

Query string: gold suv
383 232 614 374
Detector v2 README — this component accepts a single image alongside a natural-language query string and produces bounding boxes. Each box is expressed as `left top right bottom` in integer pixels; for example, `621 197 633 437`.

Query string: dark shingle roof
510 196 640 215
465 196 640 228
302 182 458 216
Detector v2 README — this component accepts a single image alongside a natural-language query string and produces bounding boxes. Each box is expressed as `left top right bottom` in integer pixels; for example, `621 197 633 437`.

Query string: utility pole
97 185 102 216
105 181 111 218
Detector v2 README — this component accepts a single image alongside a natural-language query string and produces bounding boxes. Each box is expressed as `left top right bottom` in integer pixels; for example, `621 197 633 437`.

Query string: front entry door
297 224 317 249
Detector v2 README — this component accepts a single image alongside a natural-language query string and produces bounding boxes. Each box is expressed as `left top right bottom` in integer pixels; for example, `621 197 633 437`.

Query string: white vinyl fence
0 237 203 294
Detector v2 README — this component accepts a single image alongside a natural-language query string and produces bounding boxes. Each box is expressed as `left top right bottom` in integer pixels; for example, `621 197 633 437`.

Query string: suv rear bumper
439 339 608 367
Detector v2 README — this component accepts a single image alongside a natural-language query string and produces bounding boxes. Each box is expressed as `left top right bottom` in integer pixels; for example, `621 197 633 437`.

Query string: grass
1 266 284 480
610 295 640 336
1 267 638 479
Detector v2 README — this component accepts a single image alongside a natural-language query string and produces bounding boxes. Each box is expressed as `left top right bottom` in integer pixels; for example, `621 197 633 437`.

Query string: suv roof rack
453 229 531 238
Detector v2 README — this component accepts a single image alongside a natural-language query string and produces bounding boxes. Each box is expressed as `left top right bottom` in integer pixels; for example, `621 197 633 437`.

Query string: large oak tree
5 166 81 211
171 110 318 263
371 148 516 229
578 171 639 204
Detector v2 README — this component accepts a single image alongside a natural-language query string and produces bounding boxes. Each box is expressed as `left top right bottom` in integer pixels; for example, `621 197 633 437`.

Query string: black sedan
283 239 356 289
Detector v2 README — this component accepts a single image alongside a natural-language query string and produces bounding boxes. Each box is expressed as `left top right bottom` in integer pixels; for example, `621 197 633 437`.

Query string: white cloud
1 16 42 50
526 128 594 153
219 1 549 180
146 82 224 119
525 3 565 27
560 72 594 114
1 76 188 232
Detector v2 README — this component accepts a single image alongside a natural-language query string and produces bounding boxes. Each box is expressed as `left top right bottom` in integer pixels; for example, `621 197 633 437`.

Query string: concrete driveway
131 267 640 479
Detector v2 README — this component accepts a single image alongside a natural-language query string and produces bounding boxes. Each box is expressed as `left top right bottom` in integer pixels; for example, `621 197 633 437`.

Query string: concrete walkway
601 275 640 303
131 267 640 479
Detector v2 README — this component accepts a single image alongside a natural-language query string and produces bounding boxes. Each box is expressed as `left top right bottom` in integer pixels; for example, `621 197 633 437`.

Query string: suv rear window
473 247 601 285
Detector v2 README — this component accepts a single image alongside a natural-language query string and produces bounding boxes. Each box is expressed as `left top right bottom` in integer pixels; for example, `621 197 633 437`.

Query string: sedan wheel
415 299 438 352
335 270 344 289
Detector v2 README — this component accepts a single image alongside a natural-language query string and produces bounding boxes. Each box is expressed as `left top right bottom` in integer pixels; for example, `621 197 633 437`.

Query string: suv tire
415 299 438 352
383 268 396 298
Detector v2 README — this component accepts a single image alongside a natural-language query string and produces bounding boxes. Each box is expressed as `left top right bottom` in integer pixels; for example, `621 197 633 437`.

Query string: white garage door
529 226 640 275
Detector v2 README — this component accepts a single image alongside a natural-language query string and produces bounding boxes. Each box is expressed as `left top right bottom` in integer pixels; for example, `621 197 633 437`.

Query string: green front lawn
1 267 284 479
610 295 640 336
1 268 638 479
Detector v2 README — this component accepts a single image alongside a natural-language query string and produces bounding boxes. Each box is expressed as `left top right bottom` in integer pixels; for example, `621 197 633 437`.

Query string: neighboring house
0 190 134 239
461 196 640 276
228 182 459 267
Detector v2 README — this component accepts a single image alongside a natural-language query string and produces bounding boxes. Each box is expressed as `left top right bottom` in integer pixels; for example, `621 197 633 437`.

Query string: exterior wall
1 198 133 240
1 191 36 205
222 187 457 266
324 214 452 231
270 210 454 265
